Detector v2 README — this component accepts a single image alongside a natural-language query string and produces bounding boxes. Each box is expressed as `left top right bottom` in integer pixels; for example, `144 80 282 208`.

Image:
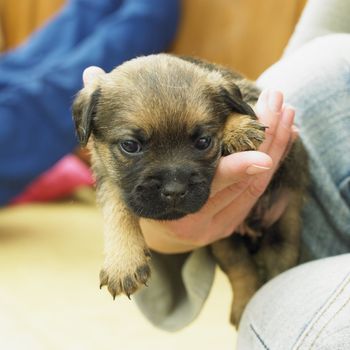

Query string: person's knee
307 33 350 56
236 254 350 349
257 33 350 99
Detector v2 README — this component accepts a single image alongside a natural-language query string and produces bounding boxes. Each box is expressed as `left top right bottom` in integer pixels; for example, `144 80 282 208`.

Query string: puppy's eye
120 140 142 154
194 136 212 150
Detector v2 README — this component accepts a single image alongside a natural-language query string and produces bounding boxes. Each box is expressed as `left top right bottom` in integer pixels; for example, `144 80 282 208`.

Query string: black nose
161 181 188 202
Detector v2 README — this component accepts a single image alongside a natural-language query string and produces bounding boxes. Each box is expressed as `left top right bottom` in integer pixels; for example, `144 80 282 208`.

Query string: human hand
140 89 297 254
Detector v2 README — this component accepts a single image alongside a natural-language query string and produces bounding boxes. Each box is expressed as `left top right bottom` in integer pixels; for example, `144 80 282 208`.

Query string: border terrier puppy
73 54 308 327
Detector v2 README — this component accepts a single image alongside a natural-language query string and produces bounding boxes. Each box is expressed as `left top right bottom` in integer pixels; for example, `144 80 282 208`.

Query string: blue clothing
0 0 180 204
258 34 350 261
238 254 350 349
236 33 350 349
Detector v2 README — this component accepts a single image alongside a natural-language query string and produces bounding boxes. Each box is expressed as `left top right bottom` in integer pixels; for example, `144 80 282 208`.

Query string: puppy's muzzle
129 167 210 220
139 177 188 206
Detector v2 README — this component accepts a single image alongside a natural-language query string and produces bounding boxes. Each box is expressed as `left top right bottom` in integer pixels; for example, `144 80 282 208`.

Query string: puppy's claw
99 269 108 289
223 118 266 154
136 265 151 284
144 248 152 259
100 263 151 299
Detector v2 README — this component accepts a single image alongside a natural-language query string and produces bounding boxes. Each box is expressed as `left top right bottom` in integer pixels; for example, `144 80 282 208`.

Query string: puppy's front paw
223 115 266 154
99 250 151 299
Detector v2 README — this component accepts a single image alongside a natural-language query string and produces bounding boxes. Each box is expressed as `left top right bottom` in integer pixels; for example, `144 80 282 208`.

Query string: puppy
73 54 308 327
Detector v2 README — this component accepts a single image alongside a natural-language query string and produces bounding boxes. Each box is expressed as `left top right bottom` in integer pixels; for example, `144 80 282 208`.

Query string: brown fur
72 54 308 327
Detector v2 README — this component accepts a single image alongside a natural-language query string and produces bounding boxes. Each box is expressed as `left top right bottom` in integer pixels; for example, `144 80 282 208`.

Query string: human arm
285 0 350 54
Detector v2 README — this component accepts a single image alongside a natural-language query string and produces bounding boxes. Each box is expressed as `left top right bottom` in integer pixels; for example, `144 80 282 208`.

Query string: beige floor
0 194 237 350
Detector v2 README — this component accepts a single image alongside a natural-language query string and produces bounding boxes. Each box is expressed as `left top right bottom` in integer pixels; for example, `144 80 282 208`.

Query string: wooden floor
0 195 236 350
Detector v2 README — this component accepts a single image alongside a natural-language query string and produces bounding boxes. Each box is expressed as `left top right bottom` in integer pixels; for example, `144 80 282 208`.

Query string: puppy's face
73 55 255 220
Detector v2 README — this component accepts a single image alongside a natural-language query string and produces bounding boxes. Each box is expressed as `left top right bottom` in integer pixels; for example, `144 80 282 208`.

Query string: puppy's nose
161 182 188 202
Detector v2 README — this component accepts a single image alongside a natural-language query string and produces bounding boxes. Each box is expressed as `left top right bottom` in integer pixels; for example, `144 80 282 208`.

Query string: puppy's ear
72 87 101 146
220 83 257 119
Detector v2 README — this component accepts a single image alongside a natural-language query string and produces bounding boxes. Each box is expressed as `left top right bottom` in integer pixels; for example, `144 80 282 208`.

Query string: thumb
211 151 273 195
83 66 106 87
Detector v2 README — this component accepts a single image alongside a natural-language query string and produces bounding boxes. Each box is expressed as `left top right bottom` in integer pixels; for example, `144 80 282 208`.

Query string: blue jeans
238 34 350 349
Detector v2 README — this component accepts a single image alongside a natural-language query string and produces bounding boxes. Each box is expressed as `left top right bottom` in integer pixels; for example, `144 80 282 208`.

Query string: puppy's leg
211 236 261 327
254 191 302 281
98 179 151 298
222 114 266 154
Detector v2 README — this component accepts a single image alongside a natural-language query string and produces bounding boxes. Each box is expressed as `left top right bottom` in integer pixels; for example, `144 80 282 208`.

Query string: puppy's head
73 54 255 220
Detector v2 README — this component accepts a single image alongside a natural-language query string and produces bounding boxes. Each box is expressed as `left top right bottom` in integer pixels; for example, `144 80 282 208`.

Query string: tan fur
88 142 151 298
211 237 261 325
99 55 223 133
223 114 266 153
97 179 150 298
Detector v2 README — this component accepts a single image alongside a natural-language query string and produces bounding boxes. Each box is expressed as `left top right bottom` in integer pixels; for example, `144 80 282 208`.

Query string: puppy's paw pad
99 262 151 299
135 264 151 285
224 118 267 154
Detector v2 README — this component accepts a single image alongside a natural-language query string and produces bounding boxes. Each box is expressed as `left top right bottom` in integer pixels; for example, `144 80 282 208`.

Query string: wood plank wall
172 0 307 78
0 0 64 50
0 0 306 79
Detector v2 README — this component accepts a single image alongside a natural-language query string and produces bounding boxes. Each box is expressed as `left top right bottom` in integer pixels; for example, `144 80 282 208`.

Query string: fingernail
83 66 105 85
291 125 299 133
291 125 300 142
246 165 271 175
268 90 283 113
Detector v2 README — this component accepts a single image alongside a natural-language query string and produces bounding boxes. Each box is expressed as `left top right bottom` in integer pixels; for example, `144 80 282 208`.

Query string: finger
255 90 284 153
211 167 273 238
83 66 106 86
210 151 272 195
207 150 273 217
212 102 296 239
251 106 295 196
205 178 253 215
267 106 295 167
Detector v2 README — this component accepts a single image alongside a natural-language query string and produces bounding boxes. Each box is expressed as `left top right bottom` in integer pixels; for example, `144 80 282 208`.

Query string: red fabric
12 155 94 204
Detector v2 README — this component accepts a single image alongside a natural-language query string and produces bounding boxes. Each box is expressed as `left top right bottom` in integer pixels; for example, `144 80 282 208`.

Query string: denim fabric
237 254 350 349
284 0 350 54
238 34 350 349
258 34 350 260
